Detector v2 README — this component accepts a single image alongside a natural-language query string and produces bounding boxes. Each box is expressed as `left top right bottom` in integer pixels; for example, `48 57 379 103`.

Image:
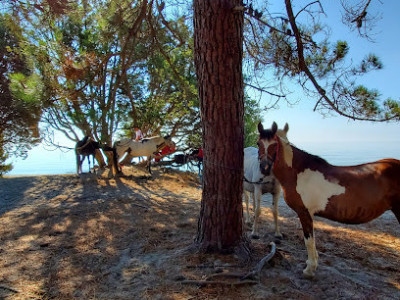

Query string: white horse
113 135 175 174
243 123 289 239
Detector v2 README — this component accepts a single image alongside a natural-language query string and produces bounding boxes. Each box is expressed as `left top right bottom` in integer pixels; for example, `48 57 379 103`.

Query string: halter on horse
257 121 400 278
113 135 175 174
243 123 289 239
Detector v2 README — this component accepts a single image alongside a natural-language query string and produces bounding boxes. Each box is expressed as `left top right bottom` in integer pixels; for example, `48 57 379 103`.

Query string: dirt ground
0 166 399 299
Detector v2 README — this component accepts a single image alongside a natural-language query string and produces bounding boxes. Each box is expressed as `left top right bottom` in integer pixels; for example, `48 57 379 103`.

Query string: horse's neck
274 139 329 181
116 139 132 155
276 137 293 167
153 137 166 147
272 138 294 182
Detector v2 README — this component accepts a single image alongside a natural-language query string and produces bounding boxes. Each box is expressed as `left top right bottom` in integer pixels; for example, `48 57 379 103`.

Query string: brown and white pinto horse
257 122 400 278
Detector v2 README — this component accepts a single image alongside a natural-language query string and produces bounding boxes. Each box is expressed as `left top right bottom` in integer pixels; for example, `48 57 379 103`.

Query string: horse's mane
292 145 330 169
76 136 90 148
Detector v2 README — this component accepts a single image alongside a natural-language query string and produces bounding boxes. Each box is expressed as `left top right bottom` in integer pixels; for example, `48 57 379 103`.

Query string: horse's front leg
87 156 91 173
147 156 152 174
251 187 262 239
298 209 318 278
92 155 97 174
243 190 251 224
272 188 282 239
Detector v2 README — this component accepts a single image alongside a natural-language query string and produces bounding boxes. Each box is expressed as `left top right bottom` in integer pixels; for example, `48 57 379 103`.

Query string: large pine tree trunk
193 0 248 254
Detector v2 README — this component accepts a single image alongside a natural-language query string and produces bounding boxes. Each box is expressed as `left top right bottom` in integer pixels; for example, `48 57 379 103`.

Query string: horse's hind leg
147 156 152 174
251 188 262 239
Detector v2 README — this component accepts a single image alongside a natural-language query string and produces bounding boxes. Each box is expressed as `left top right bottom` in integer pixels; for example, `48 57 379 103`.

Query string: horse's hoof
303 268 316 279
274 233 283 240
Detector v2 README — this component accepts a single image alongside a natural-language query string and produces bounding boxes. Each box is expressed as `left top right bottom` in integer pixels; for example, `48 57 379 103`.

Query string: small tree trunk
94 148 106 168
193 0 249 255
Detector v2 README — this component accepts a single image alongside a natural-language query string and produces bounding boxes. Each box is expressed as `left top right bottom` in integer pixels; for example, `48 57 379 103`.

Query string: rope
243 176 264 185
203 159 242 172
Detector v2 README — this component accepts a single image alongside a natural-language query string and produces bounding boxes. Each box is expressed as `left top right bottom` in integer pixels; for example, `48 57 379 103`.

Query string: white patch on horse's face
259 138 276 149
296 169 345 215
259 130 293 168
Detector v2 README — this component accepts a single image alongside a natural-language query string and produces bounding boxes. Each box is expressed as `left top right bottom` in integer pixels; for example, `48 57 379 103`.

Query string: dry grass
0 166 399 299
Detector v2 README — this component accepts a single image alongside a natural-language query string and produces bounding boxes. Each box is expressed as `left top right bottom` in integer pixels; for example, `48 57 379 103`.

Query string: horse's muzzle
260 159 272 176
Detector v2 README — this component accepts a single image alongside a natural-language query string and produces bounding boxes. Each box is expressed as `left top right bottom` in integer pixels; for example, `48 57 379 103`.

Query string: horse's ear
271 122 278 135
257 122 264 133
283 123 289 133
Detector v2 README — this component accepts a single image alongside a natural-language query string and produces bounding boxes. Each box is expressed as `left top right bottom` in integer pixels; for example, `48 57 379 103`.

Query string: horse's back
333 158 400 181
114 136 164 157
244 147 259 168
244 146 258 158
114 138 131 147
313 158 400 223
244 147 261 181
76 136 89 149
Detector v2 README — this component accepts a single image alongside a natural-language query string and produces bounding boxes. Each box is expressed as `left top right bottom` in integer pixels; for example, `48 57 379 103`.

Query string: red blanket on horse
154 145 176 162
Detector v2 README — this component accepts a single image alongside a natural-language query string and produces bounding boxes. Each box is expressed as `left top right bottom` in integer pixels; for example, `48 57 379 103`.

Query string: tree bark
94 149 106 168
193 0 248 254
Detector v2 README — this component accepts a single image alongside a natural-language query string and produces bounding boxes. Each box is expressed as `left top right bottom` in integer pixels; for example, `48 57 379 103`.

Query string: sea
6 140 400 176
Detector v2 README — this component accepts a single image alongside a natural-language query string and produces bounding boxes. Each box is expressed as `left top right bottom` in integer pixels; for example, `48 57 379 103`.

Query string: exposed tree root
180 279 258 286
0 285 19 294
242 242 277 281
180 242 276 287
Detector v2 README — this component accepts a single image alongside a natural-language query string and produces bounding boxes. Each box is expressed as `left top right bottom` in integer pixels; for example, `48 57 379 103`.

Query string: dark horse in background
75 136 117 174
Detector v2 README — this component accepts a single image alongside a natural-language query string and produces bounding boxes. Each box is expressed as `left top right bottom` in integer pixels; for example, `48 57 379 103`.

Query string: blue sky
7 1 400 175
258 1 400 144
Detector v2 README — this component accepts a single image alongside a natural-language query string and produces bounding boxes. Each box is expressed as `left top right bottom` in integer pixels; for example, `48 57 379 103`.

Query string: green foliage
356 54 383 74
7 0 200 149
0 136 13 177
0 163 13 177
244 97 262 148
244 2 400 122
352 86 380 117
334 41 349 60
3 0 399 165
0 15 41 174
